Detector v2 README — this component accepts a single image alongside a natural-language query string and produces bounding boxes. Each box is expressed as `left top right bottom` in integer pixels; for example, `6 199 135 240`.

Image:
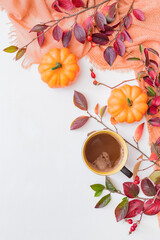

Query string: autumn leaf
110 117 118 126
15 48 26 60
133 9 145 21
103 46 116 66
149 170 160 184
134 123 144 142
94 104 99 115
141 178 156 196
70 116 89 130
123 182 139 198
133 161 142 180
73 91 88 110
3 45 18 53
115 198 128 222
100 105 107 118
95 194 111 208
74 23 86 44
144 198 160 215
125 199 144 218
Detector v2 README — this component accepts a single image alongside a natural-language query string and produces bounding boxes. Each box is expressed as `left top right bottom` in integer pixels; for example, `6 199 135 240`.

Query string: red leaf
104 46 116 66
51 0 62 12
112 21 120 28
106 3 117 23
37 31 45 47
150 59 158 68
155 77 160 87
92 33 109 45
134 123 144 142
144 48 149 66
123 182 139 198
74 23 86 44
102 25 114 36
144 198 160 215
62 30 72 47
148 117 160 127
94 12 106 31
156 137 160 146
72 0 84 7
58 0 73 10
124 13 133 29
133 9 145 21
148 70 156 80
151 96 160 107
149 152 158 161
83 16 93 34
123 30 132 43
141 178 156 196
147 106 158 115
125 199 144 218
143 76 153 86
70 116 89 130
30 24 48 33
117 32 125 42
73 91 88 110
115 198 128 222
94 103 99 115
114 39 125 57
52 25 63 41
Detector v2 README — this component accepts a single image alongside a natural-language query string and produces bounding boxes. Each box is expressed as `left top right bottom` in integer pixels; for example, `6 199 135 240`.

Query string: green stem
51 62 62 70
127 98 133 107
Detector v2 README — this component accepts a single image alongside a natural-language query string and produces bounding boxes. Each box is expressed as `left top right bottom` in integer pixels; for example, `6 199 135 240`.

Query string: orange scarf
1 0 160 225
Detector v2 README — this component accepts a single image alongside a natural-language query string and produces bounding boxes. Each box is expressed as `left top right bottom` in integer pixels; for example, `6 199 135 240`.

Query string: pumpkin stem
127 98 133 107
51 62 62 70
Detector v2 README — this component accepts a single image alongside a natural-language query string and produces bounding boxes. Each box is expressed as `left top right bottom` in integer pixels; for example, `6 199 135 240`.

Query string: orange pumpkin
108 84 148 123
38 48 80 88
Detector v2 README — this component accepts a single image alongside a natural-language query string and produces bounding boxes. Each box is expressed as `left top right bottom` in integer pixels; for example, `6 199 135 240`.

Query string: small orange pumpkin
38 48 80 88
108 84 148 123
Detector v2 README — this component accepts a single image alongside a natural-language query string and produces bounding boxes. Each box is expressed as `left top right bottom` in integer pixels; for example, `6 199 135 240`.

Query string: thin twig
96 78 136 89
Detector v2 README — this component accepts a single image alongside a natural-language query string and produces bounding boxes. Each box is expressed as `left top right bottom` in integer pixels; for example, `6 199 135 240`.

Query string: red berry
93 80 98 85
135 176 140 181
91 71 96 79
91 42 96 47
130 226 135 232
134 180 140 185
127 219 133 224
133 223 137 228
87 35 92 42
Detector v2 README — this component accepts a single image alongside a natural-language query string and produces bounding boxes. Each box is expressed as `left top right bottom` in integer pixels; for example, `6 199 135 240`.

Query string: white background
0 10 159 240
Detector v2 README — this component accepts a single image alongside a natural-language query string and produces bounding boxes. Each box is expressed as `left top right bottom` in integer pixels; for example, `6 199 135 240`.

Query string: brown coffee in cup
84 132 124 172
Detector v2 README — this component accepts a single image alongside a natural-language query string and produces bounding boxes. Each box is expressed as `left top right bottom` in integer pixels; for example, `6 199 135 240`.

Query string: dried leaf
123 182 139 198
90 184 105 192
92 33 109 45
37 31 45 47
125 199 144 218
100 105 107 118
149 170 160 184
72 0 84 7
103 46 116 66
137 154 143 160
3 45 18 53
141 177 156 196
110 117 118 126
105 177 118 192
124 13 132 29
133 9 145 21
133 161 142 180
94 104 99 115
134 123 144 142
30 24 48 33
62 30 72 47
52 25 63 41
115 198 128 222
70 116 89 130
148 117 160 127
95 194 111 208
114 39 125 57
73 91 88 110
94 12 106 31
144 198 160 215
15 48 26 61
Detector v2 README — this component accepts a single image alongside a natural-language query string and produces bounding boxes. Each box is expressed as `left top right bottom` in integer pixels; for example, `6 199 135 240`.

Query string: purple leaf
114 39 125 56
104 46 116 66
30 24 48 33
123 182 139 198
92 33 109 45
72 0 84 7
123 30 132 43
74 23 86 44
115 198 128 222
133 9 145 21
94 12 106 31
124 13 133 29
102 25 114 36
148 48 159 57
106 3 117 23
125 199 144 218
151 96 160 107
143 76 153 86
144 198 160 215
62 30 72 47
37 31 45 47
52 25 63 41
141 178 156 196
148 117 160 127
70 116 89 130
73 91 88 110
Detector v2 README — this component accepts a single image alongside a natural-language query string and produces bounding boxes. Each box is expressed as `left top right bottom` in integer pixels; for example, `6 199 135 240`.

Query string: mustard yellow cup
82 130 132 178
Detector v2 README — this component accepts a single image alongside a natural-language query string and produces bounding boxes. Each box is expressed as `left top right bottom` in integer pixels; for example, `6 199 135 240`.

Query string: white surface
0 11 159 240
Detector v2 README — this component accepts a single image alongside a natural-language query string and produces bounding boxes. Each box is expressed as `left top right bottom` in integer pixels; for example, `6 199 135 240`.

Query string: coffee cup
82 130 132 178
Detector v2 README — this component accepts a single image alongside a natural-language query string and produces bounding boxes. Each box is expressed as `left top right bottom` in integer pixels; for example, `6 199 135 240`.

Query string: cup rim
82 130 128 176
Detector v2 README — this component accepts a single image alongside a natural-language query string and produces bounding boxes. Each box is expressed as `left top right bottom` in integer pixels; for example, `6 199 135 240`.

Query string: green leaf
15 48 26 60
100 105 107 118
90 184 105 192
126 57 140 61
95 190 103 197
105 177 118 192
139 44 144 54
149 170 160 184
115 198 128 222
147 87 156 97
95 194 111 208
3 45 18 53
